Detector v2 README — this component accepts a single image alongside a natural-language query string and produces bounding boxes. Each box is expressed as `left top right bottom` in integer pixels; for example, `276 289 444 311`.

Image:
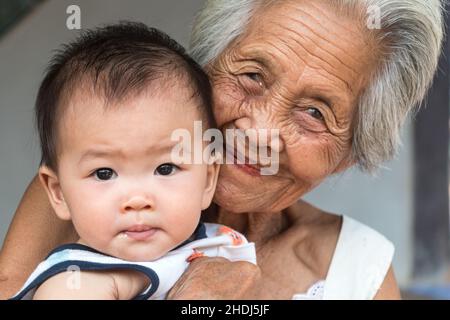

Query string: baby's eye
155 163 179 176
94 168 117 181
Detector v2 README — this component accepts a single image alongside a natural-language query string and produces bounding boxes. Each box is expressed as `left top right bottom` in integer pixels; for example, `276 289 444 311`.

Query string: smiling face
208 0 378 213
39 82 219 262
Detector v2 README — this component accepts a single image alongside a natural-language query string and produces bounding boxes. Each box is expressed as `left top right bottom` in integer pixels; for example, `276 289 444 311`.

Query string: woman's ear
201 154 221 210
38 166 71 221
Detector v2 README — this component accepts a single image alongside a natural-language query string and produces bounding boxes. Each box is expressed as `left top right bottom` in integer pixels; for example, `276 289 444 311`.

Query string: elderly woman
0 0 444 299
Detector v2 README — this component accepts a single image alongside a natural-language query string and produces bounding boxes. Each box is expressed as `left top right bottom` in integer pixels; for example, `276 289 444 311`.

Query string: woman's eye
306 107 324 121
244 73 264 87
155 163 179 176
94 168 117 181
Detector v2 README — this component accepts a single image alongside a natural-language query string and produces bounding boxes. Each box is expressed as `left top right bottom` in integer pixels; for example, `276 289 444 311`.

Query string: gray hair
189 0 445 172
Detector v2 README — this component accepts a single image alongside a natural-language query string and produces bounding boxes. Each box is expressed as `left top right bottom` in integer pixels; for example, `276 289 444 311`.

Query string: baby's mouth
121 225 158 241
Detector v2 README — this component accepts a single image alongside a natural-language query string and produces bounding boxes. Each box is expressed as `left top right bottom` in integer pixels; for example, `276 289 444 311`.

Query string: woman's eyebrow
236 52 277 73
312 95 334 110
251 56 274 71
291 78 352 115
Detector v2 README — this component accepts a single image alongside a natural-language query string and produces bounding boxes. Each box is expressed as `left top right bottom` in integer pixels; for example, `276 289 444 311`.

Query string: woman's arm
167 257 263 299
0 175 78 299
374 266 402 300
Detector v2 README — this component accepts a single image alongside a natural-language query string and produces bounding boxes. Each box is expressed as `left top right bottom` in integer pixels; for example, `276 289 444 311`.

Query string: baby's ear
38 166 71 221
201 152 221 210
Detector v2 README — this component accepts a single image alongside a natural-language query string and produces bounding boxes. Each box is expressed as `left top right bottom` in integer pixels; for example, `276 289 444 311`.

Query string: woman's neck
205 203 290 245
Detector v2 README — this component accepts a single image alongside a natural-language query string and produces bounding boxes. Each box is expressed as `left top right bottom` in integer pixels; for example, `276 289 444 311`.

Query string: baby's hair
36 21 215 171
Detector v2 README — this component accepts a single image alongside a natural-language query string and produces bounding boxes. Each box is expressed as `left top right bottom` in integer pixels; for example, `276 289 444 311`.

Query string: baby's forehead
57 87 209 154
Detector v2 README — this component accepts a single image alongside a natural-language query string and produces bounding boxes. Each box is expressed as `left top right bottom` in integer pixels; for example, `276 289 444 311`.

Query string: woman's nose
121 196 153 213
234 117 285 153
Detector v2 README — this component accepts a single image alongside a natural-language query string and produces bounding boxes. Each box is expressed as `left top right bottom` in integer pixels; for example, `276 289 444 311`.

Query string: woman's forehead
226 0 376 96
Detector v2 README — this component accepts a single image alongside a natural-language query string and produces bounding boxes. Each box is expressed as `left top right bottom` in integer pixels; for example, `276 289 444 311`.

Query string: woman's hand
167 257 262 299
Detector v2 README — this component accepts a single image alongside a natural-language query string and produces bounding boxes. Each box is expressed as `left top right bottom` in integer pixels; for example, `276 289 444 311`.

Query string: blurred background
0 0 449 299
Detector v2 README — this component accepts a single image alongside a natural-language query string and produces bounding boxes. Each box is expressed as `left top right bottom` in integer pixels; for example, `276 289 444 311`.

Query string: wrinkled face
209 0 377 213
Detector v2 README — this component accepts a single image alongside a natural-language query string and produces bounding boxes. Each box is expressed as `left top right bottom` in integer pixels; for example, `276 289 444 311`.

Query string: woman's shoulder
285 200 343 279
286 200 393 256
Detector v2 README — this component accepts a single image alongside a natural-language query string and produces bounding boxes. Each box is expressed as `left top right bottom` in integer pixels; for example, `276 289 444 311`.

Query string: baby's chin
117 249 166 262
108 244 170 262
77 238 169 262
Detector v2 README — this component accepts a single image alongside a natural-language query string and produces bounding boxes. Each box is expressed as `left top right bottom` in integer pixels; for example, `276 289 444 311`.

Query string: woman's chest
254 240 327 299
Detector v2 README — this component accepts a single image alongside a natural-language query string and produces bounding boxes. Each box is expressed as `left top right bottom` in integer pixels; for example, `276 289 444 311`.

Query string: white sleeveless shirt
292 215 394 300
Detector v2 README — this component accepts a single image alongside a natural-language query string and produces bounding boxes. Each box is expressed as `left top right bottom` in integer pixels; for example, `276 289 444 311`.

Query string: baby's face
45 86 217 261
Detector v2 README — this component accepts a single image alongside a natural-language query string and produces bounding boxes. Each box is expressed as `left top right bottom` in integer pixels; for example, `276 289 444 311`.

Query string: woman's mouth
225 146 262 176
122 225 158 241
234 163 261 176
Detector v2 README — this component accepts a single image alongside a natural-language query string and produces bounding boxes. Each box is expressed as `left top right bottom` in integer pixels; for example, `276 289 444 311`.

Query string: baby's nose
121 196 152 213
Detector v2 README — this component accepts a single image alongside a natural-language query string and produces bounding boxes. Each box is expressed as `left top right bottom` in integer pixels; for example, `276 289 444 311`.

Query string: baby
11 22 256 300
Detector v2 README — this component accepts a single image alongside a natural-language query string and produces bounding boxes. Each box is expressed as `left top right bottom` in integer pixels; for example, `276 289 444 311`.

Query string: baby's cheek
72 207 111 236
164 194 201 225
160 187 203 241
68 191 117 241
